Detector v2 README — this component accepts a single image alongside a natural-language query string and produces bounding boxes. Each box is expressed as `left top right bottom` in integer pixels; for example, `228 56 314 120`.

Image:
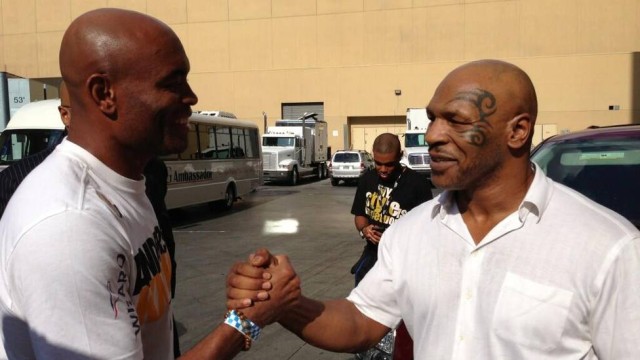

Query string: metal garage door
282 102 324 121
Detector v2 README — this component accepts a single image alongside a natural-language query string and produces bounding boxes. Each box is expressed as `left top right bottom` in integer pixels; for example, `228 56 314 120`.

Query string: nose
183 83 198 106
425 118 445 147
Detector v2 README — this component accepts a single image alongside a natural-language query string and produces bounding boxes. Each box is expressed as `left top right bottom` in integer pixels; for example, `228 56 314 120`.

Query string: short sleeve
7 211 143 359
347 224 402 329
351 172 371 216
590 235 640 359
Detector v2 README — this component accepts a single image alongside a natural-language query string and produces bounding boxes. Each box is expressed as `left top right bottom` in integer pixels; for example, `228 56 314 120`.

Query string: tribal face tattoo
451 89 497 147
426 85 506 190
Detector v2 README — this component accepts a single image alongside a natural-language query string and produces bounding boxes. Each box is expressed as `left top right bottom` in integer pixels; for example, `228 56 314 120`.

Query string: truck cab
400 108 432 180
261 113 328 185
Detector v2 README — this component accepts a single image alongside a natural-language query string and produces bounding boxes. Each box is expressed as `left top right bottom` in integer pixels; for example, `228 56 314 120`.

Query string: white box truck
261 113 328 185
401 107 432 179
0 99 64 172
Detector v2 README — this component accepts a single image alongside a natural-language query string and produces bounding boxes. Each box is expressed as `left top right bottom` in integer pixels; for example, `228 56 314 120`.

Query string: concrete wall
0 0 639 149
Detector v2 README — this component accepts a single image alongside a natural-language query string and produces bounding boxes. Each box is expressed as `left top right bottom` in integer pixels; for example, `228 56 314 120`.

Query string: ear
506 113 533 150
58 106 71 127
87 74 117 119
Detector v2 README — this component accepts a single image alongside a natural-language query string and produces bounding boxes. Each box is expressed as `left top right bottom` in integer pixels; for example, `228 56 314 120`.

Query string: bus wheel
289 167 299 186
211 184 235 211
222 185 235 210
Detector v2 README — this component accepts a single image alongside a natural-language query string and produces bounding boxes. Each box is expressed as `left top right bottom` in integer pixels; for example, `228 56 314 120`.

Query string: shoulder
551 181 635 230
3 150 120 238
386 199 438 235
4 210 131 286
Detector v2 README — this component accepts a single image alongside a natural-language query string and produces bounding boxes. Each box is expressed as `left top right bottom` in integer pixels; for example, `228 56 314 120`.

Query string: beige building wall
1 0 640 150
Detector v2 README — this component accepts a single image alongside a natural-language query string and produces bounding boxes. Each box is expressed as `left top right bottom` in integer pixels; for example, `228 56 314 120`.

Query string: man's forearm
277 297 388 352
179 323 246 359
354 216 369 232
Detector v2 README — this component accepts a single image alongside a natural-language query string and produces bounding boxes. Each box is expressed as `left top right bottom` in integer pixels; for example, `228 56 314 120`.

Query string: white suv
329 150 374 186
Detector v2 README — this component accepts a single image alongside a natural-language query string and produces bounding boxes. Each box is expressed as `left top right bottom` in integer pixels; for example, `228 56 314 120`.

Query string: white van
0 99 64 172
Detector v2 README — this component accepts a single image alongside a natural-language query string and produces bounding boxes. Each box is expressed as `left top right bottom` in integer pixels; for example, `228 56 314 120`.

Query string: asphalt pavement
170 178 365 359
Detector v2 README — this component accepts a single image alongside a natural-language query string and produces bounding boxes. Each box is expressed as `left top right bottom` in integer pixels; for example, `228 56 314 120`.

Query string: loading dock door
282 103 324 121
348 116 405 152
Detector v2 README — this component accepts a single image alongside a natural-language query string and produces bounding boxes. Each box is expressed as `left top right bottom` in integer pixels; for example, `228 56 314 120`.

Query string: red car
531 124 640 229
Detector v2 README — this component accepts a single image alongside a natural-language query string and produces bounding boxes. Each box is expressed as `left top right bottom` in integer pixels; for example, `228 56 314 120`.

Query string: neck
456 162 535 243
67 135 150 180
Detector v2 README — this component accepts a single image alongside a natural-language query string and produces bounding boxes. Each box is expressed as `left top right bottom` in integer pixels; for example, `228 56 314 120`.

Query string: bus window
244 129 258 158
200 125 216 159
232 128 245 158
214 126 231 159
161 123 199 160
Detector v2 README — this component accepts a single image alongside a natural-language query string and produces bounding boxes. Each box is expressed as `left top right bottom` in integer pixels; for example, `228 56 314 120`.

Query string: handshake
224 248 390 353
225 248 302 328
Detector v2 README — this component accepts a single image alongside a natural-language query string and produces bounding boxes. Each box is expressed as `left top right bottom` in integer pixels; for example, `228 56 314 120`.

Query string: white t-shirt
348 165 640 359
0 140 173 359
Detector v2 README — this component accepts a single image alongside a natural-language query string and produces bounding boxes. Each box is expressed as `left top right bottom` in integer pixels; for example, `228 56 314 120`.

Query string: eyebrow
374 160 397 166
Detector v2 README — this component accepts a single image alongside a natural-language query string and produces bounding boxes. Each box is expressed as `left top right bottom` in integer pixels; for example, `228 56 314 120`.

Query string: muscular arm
278 297 389 352
179 325 246 359
226 249 389 353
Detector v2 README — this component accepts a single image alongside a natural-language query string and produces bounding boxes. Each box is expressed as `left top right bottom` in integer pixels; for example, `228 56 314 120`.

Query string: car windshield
531 136 640 228
333 153 360 163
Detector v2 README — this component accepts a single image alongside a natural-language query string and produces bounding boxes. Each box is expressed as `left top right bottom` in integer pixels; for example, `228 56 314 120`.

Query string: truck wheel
331 178 339 186
318 163 326 179
289 167 299 186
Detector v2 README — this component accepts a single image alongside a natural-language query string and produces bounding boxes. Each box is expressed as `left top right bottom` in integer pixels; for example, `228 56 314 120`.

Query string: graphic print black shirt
351 167 432 252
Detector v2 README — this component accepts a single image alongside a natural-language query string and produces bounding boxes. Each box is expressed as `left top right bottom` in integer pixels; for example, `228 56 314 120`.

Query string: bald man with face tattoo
228 60 640 360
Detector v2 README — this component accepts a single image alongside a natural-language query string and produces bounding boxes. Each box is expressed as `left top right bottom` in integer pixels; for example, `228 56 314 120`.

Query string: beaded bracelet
224 309 261 351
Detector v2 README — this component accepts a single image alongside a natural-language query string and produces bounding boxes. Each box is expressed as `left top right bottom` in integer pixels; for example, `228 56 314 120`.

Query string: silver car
329 150 374 186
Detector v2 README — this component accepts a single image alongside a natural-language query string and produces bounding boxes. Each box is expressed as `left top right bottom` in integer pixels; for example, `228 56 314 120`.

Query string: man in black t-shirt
350 132 432 360
351 133 432 284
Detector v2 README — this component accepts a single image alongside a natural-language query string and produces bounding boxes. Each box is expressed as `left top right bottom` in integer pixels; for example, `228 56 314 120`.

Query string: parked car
531 124 640 229
329 150 374 186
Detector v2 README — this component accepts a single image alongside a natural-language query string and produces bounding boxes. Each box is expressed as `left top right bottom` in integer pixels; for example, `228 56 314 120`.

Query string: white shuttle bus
162 113 263 210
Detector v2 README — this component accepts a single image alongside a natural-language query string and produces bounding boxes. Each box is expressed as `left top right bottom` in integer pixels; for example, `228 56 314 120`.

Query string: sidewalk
171 179 361 359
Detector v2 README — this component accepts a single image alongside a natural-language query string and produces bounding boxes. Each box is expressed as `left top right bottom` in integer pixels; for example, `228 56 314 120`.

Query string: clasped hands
226 248 301 327
362 224 383 245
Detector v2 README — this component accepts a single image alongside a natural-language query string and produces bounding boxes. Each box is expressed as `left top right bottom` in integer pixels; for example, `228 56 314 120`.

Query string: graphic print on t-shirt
365 184 408 226
108 253 141 334
133 226 172 324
